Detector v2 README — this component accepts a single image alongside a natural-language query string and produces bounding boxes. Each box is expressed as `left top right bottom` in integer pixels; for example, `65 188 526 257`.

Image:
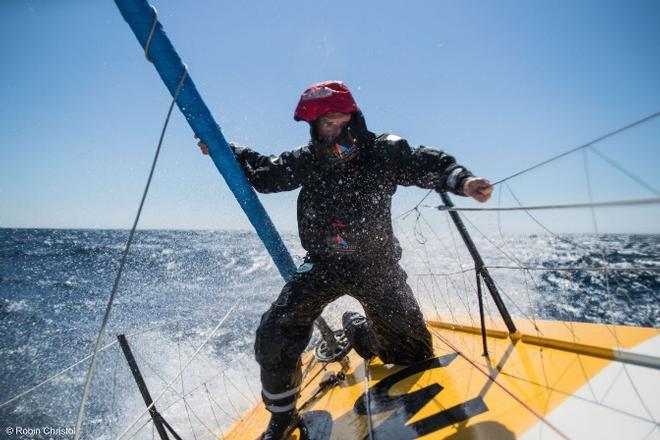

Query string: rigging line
421 273 459 327
404 215 474 324
221 372 243 419
417 209 478 297
224 370 257 406
495 185 544 334
408 210 474 325
579 151 656 419
176 327 199 440
363 360 375 440
456 214 551 331
448 265 655 274
0 313 186 409
126 418 153 440
439 209 484 331
495 182 613 338
413 209 428 244
394 189 435 220
642 424 660 440
442 212 479 296
520 265 541 334
599 366 626 403
301 355 321 384
152 345 291 425
504 182 595 255
585 153 658 424
430 196 660 212
458 211 522 267
483 288 503 344
490 110 660 187
150 368 235 421
131 349 217 438
401 211 474 284
430 246 477 325
493 185 526 268
0 338 115 409
418 212 477 326
582 151 624 347
202 384 223 434
414 269 474 277
501 356 658 426
573 334 601 404
183 338 255 405
73 67 189 440
587 146 660 197
493 187 539 323
116 298 242 440
414 213 479 349
418 275 442 325
143 5 158 61
498 256 587 351
489 274 545 333
203 383 237 421
494 265 655 273
415 265 660 277
110 344 120 436
240 367 259 403
429 328 573 440
499 358 659 426
427 252 475 330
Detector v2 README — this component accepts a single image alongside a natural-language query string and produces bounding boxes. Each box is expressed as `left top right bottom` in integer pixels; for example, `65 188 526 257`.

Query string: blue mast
114 0 296 281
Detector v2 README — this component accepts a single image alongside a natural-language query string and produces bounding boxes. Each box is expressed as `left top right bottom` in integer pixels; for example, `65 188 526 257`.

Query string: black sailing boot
261 410 298 440
342 311 376 360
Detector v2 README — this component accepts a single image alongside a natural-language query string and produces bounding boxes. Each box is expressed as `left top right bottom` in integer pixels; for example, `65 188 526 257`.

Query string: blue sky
1 0 659 233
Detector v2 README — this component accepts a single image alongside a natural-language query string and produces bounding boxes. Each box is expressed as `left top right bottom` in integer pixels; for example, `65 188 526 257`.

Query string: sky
1 0 659 234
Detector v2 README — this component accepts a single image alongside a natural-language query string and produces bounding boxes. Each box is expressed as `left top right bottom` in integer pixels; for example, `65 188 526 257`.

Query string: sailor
197 80 492 439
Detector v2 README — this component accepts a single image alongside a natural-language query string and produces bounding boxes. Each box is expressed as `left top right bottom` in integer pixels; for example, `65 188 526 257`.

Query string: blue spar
114 0 296 281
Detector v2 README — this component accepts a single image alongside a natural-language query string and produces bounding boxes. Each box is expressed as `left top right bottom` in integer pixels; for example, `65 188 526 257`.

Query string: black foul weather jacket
231 112 473 262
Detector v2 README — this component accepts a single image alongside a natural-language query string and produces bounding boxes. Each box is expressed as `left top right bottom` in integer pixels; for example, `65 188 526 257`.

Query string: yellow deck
223 318 659 439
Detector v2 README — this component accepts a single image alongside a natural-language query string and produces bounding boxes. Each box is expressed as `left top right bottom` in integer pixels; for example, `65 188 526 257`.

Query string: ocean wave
1 228 658 438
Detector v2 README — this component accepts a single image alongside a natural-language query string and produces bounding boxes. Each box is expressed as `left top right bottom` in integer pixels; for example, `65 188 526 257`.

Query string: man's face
316 112 352 143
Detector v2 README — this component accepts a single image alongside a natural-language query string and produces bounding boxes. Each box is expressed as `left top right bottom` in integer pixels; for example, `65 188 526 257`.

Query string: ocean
1 228 658 439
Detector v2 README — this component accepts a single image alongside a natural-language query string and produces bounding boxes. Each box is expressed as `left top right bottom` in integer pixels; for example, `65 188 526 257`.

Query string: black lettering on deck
354 353 488 439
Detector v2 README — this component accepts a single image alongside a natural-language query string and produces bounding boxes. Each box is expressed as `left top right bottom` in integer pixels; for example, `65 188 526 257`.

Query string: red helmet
294 80 360 122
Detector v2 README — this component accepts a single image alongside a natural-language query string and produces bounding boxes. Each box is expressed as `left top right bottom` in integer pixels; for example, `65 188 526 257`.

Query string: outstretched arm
391 135 492 202
195 136 303 193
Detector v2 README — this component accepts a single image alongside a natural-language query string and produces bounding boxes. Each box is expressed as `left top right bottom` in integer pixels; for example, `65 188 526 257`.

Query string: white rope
203 384 223 432
0 339 117 409
583 152 658 424
414 265 660 277
183 338 256 405
143 6 158 62
115 298 242 440
132 350 217 437
431 196 660 212
588 146 660 197
73 67 188 440
124 350 264 430
491 110 660 186
0 315 184 409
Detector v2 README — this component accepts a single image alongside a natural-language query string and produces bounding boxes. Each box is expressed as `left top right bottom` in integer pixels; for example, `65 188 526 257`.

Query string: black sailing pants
254 257 434 411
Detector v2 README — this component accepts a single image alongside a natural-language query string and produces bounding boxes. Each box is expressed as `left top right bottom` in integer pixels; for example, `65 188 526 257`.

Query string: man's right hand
463 177 493 203
194 135 209 155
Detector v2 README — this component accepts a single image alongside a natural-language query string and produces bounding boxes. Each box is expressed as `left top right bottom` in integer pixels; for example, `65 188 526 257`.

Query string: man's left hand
463 177 493 203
